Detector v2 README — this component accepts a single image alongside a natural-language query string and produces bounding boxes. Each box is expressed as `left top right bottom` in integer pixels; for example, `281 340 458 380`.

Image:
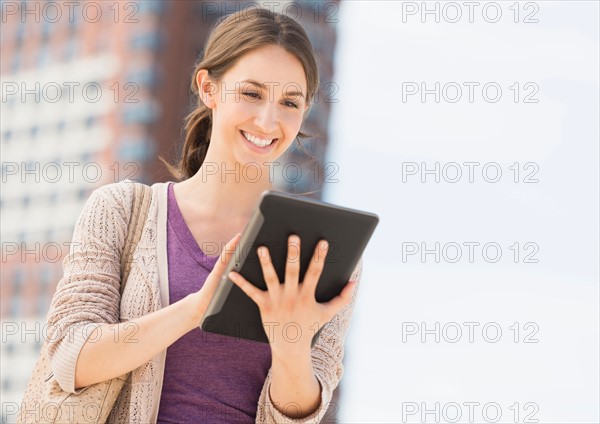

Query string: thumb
196 233 243 316
321 279 357 322
214 232 242 272
202 232 242 294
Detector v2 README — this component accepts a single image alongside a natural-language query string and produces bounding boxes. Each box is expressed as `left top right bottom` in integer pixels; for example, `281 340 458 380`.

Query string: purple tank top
157 183 272 423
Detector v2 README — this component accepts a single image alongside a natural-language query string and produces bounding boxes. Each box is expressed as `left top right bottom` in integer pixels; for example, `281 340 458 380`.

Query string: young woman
46 8 363 423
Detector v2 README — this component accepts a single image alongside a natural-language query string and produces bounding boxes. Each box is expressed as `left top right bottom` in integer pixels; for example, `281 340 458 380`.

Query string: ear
196 69 216 109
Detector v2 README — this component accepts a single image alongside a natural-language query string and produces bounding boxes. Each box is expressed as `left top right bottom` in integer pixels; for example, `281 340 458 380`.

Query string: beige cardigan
45 181 363 423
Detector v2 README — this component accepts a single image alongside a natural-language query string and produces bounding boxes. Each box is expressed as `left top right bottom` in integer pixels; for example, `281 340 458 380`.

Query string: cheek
219 98 255 120
229 101 254 118
282 113 304 135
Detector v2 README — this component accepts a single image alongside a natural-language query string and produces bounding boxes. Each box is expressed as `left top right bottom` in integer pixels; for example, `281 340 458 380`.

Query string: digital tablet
200 190 379 345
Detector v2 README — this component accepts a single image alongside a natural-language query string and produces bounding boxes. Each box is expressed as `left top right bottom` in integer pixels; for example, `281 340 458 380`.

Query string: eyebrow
240 79 305 99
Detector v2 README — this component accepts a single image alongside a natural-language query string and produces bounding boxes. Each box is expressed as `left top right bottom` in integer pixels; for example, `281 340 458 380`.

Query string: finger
204 233 242 293
284 234 301 290
228 271 266 308
320 279 357 322
257 245 280 293
302 239 328 296
216 232 242 270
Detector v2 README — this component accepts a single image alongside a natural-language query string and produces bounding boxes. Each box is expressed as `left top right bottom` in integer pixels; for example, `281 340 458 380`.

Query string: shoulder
86 179 164 212
75 180 164 231
87 179 135 206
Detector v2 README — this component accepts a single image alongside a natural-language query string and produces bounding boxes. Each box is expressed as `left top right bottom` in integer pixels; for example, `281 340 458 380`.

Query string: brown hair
161 8 320 181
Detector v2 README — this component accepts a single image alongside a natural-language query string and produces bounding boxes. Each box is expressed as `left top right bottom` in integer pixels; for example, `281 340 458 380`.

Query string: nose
254 102 278 135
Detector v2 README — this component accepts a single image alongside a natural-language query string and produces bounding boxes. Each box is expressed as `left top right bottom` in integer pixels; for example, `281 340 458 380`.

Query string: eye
283 100 299 109
243 92 260 99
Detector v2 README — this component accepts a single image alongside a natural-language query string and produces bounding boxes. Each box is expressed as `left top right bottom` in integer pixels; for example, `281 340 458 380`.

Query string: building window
130 32 162 51
138 1 166 14
10 51 22 73
126 68 157 88
68 7 83 31
39 265 53 314
44 228 54 243
38 44 52 68
42 18 54 41
64 38 79 61
5 343 15 356
121 103 158 124
10 268 24 316
15 22 25 45
85 115 96 128
95 33 110 53
118 137 153 161
7 96 17 109
60 84 73 102
22 195 31 208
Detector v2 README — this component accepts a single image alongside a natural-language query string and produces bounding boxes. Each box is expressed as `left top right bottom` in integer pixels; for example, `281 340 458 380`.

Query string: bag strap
120 181 152 295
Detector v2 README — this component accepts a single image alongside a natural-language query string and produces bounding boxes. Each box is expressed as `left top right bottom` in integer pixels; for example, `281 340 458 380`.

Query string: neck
174 159 276 223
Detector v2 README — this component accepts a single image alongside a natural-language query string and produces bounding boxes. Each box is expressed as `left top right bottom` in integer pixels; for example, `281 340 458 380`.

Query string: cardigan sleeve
45 182 134 393
255 256 364 423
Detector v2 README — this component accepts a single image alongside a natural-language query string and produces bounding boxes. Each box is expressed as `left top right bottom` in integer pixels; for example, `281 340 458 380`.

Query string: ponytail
160 87 212 181
180 105 212 180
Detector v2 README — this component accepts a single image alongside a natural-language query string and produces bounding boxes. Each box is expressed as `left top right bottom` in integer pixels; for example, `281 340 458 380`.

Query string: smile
241 130 277 148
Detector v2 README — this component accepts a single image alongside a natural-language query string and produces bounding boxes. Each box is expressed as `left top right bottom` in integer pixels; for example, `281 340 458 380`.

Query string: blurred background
1 1 598 423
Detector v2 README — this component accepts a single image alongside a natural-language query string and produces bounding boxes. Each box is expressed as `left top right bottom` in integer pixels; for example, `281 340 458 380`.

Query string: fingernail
322 241 329 250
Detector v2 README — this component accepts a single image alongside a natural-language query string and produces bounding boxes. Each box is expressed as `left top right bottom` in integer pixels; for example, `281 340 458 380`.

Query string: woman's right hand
74 232 243 389
187 232 242 325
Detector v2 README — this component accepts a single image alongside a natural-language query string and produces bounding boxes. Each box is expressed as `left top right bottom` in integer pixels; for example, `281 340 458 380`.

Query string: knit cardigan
45 180 363 424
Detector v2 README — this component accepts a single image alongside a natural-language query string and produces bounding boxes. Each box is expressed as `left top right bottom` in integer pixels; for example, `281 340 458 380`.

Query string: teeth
243 131 274 147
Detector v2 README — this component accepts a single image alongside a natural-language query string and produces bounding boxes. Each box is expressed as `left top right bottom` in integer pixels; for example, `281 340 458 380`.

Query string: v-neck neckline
167 182 219 271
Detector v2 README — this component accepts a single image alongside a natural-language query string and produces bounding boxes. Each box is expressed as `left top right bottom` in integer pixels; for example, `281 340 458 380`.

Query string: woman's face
199 44 309 167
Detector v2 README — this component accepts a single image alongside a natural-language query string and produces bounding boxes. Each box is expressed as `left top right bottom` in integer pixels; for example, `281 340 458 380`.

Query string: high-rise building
1 1 339 421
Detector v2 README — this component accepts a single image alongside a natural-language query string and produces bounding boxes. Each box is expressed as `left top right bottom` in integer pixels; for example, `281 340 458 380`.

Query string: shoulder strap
120 182 152 294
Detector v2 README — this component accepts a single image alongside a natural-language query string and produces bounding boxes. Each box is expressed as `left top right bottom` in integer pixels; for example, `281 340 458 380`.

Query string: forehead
224 45 308 94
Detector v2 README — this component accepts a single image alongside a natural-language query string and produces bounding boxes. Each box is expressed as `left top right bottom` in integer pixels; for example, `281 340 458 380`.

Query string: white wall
325 1 599 422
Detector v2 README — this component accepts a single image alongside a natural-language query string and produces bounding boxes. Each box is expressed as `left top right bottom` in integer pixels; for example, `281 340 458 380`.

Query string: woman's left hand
228 234 357 360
